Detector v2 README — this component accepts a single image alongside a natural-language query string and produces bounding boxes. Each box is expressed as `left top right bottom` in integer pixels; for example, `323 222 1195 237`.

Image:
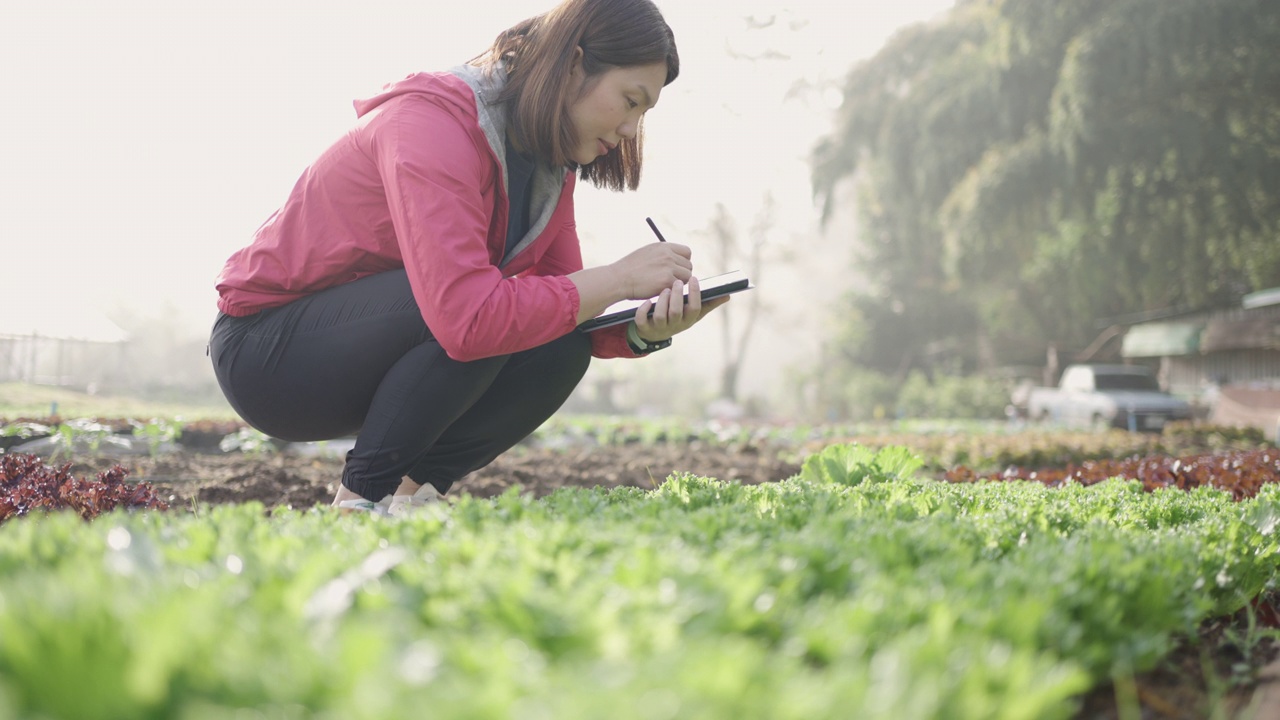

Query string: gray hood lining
448 63 568 269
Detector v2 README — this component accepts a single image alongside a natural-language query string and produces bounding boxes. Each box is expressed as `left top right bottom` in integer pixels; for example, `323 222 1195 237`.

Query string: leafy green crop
217 427 278 457
800 443 924 486
0 444 1276 719
130 418 182 457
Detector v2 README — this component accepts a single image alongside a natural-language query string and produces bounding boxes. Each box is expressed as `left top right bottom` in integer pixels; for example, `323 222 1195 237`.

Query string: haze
0 0 953 410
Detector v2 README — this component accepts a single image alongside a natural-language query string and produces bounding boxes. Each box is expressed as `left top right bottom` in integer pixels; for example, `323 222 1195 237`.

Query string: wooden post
27 332 38 383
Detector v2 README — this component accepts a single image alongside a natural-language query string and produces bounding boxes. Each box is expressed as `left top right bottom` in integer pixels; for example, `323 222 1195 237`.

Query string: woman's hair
474 0 679 191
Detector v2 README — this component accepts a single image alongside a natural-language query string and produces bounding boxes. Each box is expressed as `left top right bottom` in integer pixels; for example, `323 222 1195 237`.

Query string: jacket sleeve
526 216 641 360
371 95 582 362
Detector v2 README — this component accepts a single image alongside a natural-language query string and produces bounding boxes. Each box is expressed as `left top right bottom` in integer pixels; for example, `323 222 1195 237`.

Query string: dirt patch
1075 598 1280 719
66 441 802 510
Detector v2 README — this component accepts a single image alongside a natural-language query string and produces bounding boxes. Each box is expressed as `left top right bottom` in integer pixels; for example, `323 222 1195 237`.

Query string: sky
0 0 954 410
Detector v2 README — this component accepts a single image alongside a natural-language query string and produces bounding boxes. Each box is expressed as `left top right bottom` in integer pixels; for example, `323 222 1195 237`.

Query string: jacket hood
352 64 569 268
352 66 491 118
352 65 507 157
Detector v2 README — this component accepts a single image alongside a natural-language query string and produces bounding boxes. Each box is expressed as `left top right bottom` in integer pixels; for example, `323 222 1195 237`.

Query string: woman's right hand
608 242 693 300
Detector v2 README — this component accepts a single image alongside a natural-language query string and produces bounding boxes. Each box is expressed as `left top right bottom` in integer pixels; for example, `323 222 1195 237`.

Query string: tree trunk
720 361 740 402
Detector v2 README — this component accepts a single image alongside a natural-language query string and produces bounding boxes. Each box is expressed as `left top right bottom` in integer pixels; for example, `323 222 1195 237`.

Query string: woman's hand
609 242 693 300
633 275 730 343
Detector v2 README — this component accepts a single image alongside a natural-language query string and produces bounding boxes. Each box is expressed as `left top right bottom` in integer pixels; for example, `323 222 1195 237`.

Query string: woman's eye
627 98 639 109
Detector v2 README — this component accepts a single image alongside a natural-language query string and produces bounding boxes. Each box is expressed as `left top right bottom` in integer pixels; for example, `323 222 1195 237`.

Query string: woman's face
566 60 667 166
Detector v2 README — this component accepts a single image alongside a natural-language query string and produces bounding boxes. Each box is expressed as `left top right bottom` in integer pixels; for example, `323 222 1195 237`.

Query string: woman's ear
570 45 584 77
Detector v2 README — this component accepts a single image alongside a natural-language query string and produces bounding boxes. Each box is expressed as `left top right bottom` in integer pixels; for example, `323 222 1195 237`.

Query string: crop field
2 414 1280 719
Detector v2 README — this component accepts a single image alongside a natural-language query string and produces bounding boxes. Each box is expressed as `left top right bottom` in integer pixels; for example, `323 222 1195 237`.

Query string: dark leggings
209 269 591 499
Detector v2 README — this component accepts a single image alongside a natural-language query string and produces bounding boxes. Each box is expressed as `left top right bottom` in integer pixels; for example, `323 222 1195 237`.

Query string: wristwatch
627 322 672 355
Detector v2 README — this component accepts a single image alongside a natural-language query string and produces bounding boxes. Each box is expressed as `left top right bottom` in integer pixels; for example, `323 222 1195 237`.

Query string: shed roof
1201 315 1280 352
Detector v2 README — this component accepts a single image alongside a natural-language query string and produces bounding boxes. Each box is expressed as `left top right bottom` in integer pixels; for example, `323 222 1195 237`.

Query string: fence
0 333 129 390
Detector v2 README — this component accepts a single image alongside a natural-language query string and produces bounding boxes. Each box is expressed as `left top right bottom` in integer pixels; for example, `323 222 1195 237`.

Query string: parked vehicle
1020 364 1193 432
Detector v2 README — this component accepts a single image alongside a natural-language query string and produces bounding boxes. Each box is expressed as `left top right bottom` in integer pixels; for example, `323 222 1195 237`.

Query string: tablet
577 270 753 332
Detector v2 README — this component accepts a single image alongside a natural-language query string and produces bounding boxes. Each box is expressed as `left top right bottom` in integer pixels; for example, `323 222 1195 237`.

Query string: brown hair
473 0 679 191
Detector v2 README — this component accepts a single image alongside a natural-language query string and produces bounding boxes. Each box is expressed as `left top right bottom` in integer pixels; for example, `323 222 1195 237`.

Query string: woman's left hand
633 275 731 343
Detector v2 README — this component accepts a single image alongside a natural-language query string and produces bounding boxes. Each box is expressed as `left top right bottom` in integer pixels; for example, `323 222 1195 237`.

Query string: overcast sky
0 0 954 404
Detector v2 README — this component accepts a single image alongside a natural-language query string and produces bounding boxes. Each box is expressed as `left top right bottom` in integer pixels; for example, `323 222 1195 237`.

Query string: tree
813 0 1280 371
812 3 1001 373
708 198 770 402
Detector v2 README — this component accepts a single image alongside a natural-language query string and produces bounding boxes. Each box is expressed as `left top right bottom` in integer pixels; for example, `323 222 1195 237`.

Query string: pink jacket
215 66 635 361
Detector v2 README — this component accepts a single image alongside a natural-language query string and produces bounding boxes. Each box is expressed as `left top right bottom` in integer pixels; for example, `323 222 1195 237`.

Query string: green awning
1243 287 1280 309
1121 321 1202 357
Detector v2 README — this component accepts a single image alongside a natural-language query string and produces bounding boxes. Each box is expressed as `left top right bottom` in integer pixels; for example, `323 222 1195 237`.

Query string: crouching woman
208 0 726 513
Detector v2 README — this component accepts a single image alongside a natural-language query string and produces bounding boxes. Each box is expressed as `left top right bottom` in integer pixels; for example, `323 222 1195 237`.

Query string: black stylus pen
645 217 668 242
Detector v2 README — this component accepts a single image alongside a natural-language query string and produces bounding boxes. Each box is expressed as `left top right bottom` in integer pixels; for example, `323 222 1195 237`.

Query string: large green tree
813 0 1280 373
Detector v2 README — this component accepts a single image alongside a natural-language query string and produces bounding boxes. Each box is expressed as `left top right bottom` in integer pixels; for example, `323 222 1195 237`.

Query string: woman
209 0 726 514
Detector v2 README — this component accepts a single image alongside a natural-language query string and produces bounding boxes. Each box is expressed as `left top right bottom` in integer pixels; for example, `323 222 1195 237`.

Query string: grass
0 382 238 421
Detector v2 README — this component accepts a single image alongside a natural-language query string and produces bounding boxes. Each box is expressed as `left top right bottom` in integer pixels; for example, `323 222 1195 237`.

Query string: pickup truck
1020 364 1193 432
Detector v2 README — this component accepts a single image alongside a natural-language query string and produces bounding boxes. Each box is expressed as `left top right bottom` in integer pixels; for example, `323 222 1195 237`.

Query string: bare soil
1074 603 1280 719
65 441 802 510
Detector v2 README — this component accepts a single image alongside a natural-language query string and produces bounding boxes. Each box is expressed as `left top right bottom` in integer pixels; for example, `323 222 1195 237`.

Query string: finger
667 280 685 323
680 293 732 333
678 295 728 332
667 243 692 259
668 251 693 271
685 276 703 315
701 295 731 314
633 299 655 329
651 288 671 329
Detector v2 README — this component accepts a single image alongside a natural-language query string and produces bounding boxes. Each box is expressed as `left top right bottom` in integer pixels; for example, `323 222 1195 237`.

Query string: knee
548 330 593 387
565 330 594 377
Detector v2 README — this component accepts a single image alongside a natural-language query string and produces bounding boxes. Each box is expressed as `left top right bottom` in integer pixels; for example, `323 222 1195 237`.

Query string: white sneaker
336 493 394 516
386 484 442 517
